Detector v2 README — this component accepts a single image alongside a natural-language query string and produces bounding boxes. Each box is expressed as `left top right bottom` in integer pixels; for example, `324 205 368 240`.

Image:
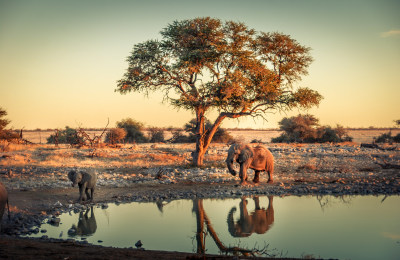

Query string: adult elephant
227 196 274 237
0 182 10 230
226 143 274 184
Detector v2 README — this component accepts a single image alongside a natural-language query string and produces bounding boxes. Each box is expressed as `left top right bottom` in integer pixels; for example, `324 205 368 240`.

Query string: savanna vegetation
47 126 84 145
116 17 322 165
0 107 19 143
375 120 400 143
271 114 352 143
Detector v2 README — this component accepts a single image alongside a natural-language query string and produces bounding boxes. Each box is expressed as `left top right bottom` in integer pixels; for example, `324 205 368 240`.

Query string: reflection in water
69 206 97 236
193 197 275 257
26 195 400 260
227 196 274 237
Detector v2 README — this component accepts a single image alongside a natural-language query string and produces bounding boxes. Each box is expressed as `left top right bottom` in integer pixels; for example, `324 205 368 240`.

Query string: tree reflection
192 196 276 257
316 195 353 211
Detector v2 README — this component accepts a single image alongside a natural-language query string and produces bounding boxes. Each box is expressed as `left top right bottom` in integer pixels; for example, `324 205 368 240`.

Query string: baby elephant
68 170 97 203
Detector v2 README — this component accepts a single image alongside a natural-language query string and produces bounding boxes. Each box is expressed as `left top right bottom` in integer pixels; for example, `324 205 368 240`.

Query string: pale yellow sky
0 0 399 129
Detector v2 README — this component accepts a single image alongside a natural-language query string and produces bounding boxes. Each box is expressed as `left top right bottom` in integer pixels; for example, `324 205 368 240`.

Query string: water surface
28 195 400 259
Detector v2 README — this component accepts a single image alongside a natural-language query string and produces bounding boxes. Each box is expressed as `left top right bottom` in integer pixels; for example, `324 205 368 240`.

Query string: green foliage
117 17 321 113
47 126 84 145
116 118 147 143
105 128 127 144
272 115 352 143
147 127 165 143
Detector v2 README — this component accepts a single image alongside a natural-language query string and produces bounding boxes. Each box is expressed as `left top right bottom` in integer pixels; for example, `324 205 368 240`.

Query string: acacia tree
116 17 322 166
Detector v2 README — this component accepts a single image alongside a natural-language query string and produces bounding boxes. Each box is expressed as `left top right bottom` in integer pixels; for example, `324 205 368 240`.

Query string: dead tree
76 119 109 157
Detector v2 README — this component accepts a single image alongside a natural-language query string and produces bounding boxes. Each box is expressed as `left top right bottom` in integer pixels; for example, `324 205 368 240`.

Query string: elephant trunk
226 160 237 176
227 207 238 237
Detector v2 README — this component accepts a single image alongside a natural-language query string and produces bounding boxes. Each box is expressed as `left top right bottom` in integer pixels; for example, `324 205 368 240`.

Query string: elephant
227 196 274 237
69 207 97 236
68 170 97 203
0 182 10 230
226 143 274 184
0 182 10 224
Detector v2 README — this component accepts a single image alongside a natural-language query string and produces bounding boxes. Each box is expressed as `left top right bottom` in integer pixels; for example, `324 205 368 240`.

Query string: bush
183 118 234 143
0 107 20 142
0 130 20 142
317 126 341 143
375 131 400 143
105 128 127 144
47 126 84 145
169 130 191 143
148 127 165 143
116 118 147 143
272 114 352 143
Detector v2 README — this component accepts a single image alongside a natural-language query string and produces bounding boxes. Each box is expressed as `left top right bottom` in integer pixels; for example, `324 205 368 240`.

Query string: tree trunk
192 110 227 166
192 144 205 166
193 199 205 254
192 107 206 166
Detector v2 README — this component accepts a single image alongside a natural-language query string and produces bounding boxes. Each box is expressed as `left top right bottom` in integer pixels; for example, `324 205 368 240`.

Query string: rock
49 217 61 226
135 240 143 248
68 228 76 235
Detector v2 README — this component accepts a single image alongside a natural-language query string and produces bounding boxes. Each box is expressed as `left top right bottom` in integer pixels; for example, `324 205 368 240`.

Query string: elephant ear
239 146 253 163
68 171 76 181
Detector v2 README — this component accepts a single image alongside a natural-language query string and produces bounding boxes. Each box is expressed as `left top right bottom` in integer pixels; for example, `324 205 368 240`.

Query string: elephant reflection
227 196 274 237
192 197 274 257
70 206 97 236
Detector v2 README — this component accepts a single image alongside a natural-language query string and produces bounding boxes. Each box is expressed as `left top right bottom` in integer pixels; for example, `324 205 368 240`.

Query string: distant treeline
22 127 399 132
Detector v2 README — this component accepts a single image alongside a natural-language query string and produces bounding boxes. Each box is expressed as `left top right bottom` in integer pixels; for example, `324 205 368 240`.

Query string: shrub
375 131 400 143
116 118 147 143
272 114 352 143
47 126 84 145
148 127 165 143
0 107 20 142
170 130 191 143
105 128 127 144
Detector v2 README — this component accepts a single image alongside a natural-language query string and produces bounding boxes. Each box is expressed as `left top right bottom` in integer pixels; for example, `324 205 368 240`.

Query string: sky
0 0 399 130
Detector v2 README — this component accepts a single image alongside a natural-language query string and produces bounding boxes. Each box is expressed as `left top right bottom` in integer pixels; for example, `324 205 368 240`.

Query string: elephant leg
253 197 261 210
253 171 261 183
239 163 249 184
78 184 85 202
90 187 95 202
267 171 274 183
85 188 91 201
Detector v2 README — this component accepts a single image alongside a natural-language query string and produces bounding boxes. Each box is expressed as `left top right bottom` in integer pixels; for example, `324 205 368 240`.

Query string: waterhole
27 195 400 259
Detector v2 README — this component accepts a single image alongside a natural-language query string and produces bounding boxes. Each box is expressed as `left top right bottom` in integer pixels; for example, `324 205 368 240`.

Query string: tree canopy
117 17 322 165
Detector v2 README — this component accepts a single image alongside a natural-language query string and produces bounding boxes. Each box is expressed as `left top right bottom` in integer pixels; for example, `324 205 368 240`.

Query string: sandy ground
0 130 399 259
